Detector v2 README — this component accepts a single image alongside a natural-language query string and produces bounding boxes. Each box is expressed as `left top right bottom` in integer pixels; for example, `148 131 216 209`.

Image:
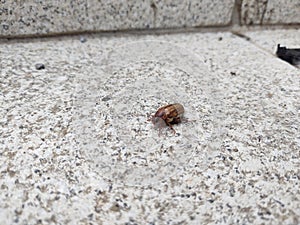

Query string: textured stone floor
0 28 299 224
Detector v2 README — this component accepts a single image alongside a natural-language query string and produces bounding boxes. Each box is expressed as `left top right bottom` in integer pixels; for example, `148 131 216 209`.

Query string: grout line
150 1 157 28
0 24 299 43
260 0 269 24
231 0 242 26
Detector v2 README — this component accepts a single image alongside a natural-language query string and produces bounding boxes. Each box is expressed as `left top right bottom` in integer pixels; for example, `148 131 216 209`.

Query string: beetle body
150 103 184 134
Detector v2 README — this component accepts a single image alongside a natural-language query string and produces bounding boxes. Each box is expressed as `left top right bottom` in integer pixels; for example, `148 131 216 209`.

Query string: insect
148 103 185 134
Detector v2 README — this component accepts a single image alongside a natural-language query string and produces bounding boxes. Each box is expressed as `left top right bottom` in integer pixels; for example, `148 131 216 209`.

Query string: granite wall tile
87 0 154 30
0 0 235 37
241 0 300 25
0 0 90 36
1 0 299 37
152 0 235 28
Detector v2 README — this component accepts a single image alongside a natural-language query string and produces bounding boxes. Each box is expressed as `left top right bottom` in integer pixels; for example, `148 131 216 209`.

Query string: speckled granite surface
1 30 300 224
2 0 300 38
148 0 234 28
0 0 235 37
0 0 91 36
245 28 300 52
241 0 300 25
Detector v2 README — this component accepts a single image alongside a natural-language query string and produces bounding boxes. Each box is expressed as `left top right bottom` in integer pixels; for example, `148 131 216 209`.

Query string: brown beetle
148 103 184 134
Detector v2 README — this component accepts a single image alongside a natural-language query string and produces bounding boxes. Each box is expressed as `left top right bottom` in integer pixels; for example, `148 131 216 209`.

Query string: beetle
148 103 185 134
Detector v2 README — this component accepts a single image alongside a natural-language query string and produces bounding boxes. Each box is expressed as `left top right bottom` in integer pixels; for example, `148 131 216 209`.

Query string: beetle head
151 116 167 129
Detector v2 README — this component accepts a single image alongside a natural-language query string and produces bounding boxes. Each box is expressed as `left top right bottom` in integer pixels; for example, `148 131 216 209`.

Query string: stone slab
241 0 300 25
0 0 235 37
0 0 91 36
0 30 299 224
244 28 300 52
244 28 300 67
151 0 235 28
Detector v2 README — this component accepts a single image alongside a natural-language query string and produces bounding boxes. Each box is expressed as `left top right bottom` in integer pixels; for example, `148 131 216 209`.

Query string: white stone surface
245 28 300 52
245 28 300 67
0 30 299 224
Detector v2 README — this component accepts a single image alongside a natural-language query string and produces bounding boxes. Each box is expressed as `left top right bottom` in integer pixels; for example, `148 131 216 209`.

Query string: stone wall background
0 0 299 37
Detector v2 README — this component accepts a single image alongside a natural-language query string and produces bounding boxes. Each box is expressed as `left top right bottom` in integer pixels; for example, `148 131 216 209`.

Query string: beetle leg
166 121 176 134
170 126 176 134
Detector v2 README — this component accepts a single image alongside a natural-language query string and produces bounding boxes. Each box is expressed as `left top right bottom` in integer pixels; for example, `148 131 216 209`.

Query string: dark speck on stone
3 24 9 30
35 63 45 70
102 96 111 101
80 36 87 43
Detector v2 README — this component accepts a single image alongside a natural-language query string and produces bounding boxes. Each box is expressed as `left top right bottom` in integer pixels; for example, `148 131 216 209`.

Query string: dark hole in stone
276 44 300 66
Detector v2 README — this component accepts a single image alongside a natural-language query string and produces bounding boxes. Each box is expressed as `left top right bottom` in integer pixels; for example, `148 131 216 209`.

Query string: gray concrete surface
0 29 300 224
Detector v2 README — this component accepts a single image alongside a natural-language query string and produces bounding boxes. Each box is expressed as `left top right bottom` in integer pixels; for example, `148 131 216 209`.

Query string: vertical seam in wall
85 0 89 19
231 0 242 26
260 0 269 25
150 1 157 28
